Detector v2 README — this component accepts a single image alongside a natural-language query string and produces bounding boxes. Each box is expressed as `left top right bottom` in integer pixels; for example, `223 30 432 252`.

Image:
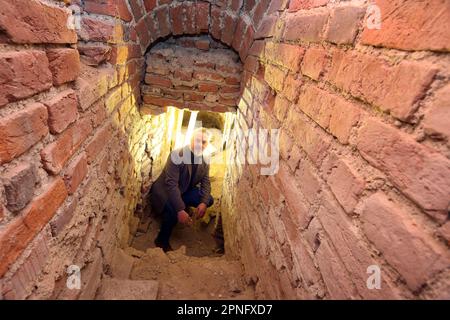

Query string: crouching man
150 128 214 252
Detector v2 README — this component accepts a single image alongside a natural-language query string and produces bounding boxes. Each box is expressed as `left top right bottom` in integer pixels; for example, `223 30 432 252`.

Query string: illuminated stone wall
0 0 449 300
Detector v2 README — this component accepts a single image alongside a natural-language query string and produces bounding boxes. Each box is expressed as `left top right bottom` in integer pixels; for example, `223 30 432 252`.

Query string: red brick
0 178 67 277
136 18 151 50
232 17 247 52
295 160 321 205
268 0 289 13
46 49 81 86
357 118 450 218
90 99 107 128
318 191 399 299
282 74 302 103
0 104 48 165
155 6 171 38
195 40 210 51
255 15 277 39
298 85 361 142
252 0 271 27
275 164 312 230
264 64 285 92
64 153 88 194
184 92 204 102
143 95 183 108
183 3 197 35
41 118 92 175
44 90 78 134
169 4 184 35
326 5 366 45
143 0 157 12
129 0 145 21
174 70 193 81
326 158 365 214
222 85 241 94
50 198 78 236
145 74 173 88
221 13 238 46
0 0 77 44
315 239 355 299
283 10 329 42
248 40 265 58
198 83 219 93
301 47 327 80
0 51 52 107
3 164 37 213
287 109 331 165
361 192 450 291
79 17 116 42
193 71 224 82
75 68 112 111
244 56 260 74
239 25 255 62
85 124 112 164
84 0 132 22
423 85 450 140
78 44 112 66
327 49 437 121
361 0 450 52
265 42 305 72
289 0 328 12
2 231 50 299
196 2 210 33
210 6 223 40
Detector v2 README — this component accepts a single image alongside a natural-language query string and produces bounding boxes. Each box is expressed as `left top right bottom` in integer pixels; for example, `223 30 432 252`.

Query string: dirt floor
126 212 254 299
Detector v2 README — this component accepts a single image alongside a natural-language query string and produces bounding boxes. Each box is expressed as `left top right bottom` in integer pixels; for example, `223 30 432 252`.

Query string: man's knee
207 195 214 207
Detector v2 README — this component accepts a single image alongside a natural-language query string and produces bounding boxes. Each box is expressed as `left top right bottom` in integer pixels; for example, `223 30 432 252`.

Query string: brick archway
1 0 449 300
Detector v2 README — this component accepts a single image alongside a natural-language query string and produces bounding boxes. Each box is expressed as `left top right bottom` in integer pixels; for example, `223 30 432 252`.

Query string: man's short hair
192 127 212 142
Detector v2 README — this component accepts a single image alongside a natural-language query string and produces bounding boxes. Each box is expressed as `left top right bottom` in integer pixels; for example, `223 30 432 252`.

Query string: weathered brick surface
326 5 365 45
46 49 81 86
301 47 327 80
41 118 92 175
0 0 449 301
0 0 77 44
3 164 37 213
63 153 88 195
326 49 437 121
283 10 329 42
357 118 450 218
423 85 450 140
0 51 52 107
44 90 79 134
84 0 132 22
142 36 242 112
0 178 67 277
361 0 450 52
361 193 450 291
0 103 49 164
79 17 116 42
289 0 328 12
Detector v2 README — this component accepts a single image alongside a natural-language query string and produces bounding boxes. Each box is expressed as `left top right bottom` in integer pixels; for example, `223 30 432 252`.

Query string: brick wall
0 0 449 300
142 36 242 114
221 0 450 299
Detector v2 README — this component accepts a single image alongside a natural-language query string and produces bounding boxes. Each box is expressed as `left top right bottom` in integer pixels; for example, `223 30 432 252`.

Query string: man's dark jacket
150 145 211 216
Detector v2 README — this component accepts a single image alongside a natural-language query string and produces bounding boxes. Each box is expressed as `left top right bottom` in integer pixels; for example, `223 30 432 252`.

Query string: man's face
191 132 209 156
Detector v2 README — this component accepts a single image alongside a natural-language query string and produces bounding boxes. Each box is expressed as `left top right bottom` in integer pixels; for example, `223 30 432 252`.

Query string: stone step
109 248 135 279
97 278 159 300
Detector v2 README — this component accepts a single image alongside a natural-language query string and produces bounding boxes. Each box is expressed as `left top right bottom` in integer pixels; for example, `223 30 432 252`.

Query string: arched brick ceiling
81 0 275 62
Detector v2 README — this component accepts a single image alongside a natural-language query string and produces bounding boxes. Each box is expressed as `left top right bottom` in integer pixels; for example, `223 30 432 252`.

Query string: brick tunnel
0 0 449 300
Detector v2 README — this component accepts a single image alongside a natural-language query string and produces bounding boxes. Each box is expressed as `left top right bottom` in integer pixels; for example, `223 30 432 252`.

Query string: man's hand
196 203 207 219
177 210 193 225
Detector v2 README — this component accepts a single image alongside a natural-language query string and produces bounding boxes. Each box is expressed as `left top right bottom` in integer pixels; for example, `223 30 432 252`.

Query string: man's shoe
154 238 173 253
